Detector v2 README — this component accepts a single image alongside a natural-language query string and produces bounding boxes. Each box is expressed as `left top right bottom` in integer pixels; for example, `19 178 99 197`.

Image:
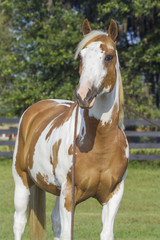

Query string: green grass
130 148 160 155
0 158 160 240
0 145 14 152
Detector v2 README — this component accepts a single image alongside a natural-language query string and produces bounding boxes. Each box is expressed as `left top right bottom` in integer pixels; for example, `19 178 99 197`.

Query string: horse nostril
85 88 97 102
74 85 97 109
74 88 83 105
74 88 80 101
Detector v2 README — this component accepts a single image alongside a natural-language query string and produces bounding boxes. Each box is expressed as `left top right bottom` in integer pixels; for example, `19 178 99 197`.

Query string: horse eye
105 55 113 62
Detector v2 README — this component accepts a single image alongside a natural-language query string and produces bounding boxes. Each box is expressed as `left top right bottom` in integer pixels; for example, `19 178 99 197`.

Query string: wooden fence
124 119 160 161
0 118 19 158
0 118 160 160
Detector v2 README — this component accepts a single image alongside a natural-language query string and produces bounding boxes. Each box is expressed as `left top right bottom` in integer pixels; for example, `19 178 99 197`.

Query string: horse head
75 19 118 109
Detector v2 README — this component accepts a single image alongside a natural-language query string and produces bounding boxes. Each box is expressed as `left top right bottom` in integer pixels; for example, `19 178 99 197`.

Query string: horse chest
74 155 126 204
74 128 128 204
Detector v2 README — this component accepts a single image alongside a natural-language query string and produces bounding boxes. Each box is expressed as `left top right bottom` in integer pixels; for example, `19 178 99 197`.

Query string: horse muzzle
75 87 97 109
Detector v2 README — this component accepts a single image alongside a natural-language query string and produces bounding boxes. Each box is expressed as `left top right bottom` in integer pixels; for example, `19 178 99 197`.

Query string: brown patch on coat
15 130 33 188
45 102 77 140
99 43 117 92
76 109 99 153
52 139 62 175
83 34 116 51
108 181 121 201
63 177 72 212
76 104 118 153
95 37 117 93
50 156 53 165
36 172 60 195
68 144 73 155
15 163 33 189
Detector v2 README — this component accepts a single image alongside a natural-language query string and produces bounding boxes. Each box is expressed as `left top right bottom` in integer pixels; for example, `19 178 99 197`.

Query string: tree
0 1 83 116
0 0 159 119
0 2 13 116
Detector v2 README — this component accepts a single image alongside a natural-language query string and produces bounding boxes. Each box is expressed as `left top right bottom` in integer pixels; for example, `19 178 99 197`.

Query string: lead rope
123 104 160 128
71 103 79 240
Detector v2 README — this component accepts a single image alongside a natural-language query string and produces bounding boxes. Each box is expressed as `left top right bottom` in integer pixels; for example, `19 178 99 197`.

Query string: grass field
0 158 160 240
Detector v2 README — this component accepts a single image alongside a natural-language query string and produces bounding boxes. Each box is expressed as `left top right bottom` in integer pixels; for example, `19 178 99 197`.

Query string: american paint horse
13 19 129 240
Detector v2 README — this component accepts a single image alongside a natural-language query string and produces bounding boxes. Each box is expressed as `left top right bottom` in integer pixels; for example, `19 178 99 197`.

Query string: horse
13 19 129 240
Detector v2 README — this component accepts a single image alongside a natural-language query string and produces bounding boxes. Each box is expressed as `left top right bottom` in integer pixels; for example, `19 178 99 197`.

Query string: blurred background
0 0 159 119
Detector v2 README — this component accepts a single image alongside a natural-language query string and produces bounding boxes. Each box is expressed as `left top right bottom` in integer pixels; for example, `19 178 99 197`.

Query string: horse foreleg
100 180 124 240
51 196 61 240
59 181 72 240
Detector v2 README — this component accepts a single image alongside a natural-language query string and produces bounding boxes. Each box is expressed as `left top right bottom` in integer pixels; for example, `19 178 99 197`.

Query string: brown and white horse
13 19 129 240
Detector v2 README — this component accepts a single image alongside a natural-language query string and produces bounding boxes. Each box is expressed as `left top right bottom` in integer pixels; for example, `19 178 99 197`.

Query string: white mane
74 30 108 59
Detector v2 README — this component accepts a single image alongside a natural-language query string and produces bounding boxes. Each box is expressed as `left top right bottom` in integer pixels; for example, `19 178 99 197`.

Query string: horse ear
82 19 92 36
108 19 118 42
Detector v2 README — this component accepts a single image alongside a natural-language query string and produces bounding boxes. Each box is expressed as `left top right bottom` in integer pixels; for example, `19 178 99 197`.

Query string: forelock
74 30 108 59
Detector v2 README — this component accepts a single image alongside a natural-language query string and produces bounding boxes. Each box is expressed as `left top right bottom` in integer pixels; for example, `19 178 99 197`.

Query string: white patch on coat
54 99 74 107
101 85 111 95
78 109 86 144
54 106 82 185
107 45 114 50
124 133 129 160
119 126 129 161
13 183 30 240
100 180 124 240
29 120 58 186
59 182 71 239
75 30 108 59
88 50 120 125
28 105 81 189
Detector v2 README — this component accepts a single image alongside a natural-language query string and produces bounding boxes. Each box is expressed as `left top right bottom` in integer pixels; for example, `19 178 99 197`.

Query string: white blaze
77 42 107 98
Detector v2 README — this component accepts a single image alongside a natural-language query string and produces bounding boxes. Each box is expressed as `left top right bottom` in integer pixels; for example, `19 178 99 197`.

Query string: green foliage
0 7 13 116
0 0 159 118
0 1 83 116
97 0 129 21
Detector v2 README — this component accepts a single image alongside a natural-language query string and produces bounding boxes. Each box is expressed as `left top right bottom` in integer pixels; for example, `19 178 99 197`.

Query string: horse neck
88 71 120 127
77 79 119 146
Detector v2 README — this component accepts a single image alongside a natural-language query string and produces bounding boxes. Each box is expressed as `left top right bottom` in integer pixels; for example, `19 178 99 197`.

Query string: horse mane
75 30 124 128
118 69 124 129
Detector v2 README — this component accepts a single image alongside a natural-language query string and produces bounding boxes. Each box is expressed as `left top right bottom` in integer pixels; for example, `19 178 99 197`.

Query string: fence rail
124 119 160 161
0 118 160 160
0 118 19 158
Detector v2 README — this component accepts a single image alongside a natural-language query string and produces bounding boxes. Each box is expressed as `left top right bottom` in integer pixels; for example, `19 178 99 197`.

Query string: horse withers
13 19 129 240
